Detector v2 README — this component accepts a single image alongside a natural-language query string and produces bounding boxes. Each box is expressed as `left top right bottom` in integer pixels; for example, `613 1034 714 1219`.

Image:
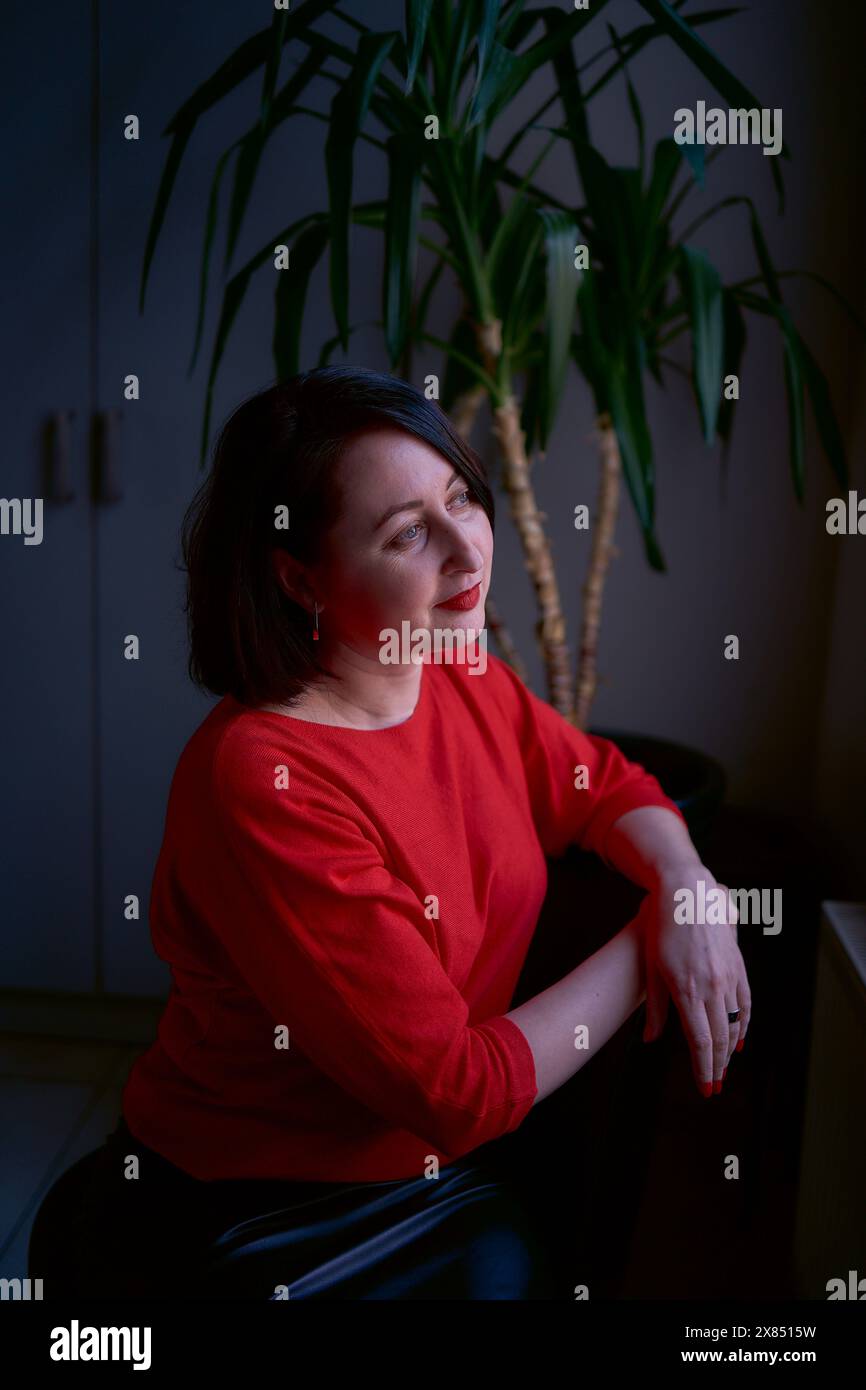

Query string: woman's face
301 426 493 662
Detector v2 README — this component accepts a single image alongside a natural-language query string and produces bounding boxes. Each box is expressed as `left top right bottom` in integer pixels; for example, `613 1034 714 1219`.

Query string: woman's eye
390 491 473 547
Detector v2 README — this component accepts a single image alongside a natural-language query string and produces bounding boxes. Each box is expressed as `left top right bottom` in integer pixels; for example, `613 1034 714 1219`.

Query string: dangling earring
312 601 320 641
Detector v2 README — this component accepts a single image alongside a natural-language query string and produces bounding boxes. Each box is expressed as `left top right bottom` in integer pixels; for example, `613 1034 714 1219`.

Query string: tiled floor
0 1034 142 1283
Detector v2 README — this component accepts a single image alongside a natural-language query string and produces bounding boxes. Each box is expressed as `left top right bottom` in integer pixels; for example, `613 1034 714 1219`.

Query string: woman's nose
441 521 484 571
445 539 483 573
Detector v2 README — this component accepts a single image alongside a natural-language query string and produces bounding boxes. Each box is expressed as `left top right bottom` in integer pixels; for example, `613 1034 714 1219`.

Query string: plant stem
575 412 621 731
449 383 486 441
475 318 575 718
484 594 531 684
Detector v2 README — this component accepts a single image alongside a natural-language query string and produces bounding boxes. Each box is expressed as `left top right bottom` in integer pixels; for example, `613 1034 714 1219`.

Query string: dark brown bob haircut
181 365 495 708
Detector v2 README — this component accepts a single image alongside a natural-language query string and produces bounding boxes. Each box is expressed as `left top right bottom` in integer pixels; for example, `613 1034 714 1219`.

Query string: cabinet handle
92 408 124 502
43 409 77 503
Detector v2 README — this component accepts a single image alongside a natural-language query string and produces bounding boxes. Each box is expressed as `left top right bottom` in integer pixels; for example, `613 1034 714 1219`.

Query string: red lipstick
435 581 482 611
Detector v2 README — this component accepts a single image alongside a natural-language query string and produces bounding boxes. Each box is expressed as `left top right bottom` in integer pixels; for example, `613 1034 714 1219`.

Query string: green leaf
775 306 847 496
260 7 290 129
779 307 806 500
139 0 339 311
187 136 244 377
635 0 788 210
519 346 546 455
197 209 328 468
199 266 255 472
615 167 648 278
418 329 500 399
404 0 435 95
440 312 486 416
576 277 662 567
607 346 664 570
646 352 665 388
498 0 531 46
383 131 423 365
570 327 591 383
717 289 746 446
537 208 580 448
496 6 543 52
678 139 705 188
742 203 781 305
739 204 806 493
475 0 503 94
733 268 866 340
326 32 397 350
425 137 492 318
414 255 447 340
488 190 535 295
466 39 523 130
166 0 340 136
316 319 381 367
478 166 505 246
540 7 589 171
583 7 746 104
486 117 568 332
636 138 692 301
574 267 607 403
469 0 613 131
512 0 613 84
680 245 724 443
571 142 635 288
795 333 848 490
739 285 804 499
606 22 644 176
197 198 394 466
224 49 324 274
500 217 545 358
734 288 846 495
443 0 480 121
273 222 331 379
223 129 266 275
480 150 573 215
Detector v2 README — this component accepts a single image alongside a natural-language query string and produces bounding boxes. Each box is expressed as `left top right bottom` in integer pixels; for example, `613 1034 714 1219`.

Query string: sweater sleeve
485 653 689 864
210 730 538 1161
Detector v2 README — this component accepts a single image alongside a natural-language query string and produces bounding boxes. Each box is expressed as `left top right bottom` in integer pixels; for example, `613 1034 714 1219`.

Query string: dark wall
3 1 863 997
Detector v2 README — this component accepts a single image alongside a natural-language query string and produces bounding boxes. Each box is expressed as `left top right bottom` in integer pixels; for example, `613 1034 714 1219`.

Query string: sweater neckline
229 661 432 735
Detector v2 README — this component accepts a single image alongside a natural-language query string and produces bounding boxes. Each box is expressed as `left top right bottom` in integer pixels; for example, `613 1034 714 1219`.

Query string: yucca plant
140 0 856 727
534 104 856 722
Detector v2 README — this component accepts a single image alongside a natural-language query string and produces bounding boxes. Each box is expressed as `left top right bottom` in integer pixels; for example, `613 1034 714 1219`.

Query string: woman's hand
637 865 752 1097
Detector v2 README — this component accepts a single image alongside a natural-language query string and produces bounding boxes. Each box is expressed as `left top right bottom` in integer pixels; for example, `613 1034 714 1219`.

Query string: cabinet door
0 3 95 990
96 4 292 995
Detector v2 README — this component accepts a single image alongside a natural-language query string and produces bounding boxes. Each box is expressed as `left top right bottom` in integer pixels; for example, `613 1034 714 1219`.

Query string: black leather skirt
65 1115 559 1300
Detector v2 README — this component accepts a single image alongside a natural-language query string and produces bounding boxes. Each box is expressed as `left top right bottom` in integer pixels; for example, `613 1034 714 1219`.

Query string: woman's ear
271 549 314 611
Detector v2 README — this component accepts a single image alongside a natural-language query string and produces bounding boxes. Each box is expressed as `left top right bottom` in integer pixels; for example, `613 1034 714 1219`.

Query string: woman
73 366 751 1300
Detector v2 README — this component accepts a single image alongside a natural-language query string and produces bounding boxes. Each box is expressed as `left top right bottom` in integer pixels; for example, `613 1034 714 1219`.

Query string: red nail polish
713 1079 722 1095
701 1081 712 1098
736 1038 744 1052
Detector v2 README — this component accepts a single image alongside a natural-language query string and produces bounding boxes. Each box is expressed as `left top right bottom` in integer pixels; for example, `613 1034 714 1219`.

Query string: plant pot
507 732 728 1296
517 732 727 996
589 727 727 855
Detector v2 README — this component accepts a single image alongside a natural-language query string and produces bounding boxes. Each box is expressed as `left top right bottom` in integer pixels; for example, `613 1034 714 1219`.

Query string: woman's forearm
603 805 703 890
505 919 647 1105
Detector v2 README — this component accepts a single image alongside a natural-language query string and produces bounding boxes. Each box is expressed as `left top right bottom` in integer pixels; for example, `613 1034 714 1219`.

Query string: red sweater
123 651 686 1182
